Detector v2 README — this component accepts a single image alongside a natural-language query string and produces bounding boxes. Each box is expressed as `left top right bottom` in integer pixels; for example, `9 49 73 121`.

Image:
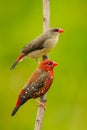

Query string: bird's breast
43 35 58 49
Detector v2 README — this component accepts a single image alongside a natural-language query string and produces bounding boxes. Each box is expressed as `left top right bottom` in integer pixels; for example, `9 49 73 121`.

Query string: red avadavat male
10 28 63 70
11 60 58 116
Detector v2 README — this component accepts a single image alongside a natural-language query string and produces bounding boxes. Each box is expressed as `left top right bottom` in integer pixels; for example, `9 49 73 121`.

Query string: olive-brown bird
10 28 63 70
11 59 58 116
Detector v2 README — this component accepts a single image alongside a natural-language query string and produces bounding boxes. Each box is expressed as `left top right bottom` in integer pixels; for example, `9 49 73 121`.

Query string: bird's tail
11 106 20 116
10 53 25 70
10 60 19 70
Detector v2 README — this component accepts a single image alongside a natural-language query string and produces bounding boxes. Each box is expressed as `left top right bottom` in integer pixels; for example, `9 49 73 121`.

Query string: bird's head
39 60 58 71
49 28 64 36
52 28 64 34
47 28 64 37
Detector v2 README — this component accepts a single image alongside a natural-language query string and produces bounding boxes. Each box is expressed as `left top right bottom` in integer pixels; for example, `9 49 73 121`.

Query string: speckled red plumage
11 60 58 116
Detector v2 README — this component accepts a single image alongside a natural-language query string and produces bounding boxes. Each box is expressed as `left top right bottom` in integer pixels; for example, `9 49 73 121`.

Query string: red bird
11 59 58 116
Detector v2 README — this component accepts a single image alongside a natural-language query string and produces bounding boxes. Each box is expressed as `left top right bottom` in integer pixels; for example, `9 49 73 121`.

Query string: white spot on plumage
40 83 43 86
27 88 29 90
22 95 25 98
32 86 34 89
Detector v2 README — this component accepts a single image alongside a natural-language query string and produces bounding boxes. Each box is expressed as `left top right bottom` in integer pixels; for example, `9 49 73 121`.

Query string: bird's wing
24 70 48 96
21 33 47 54
19 70 48 105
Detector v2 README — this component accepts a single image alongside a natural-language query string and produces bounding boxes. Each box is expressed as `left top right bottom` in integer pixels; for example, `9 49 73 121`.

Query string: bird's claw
38 101 46 110
35 99 46 110
36 58 40 64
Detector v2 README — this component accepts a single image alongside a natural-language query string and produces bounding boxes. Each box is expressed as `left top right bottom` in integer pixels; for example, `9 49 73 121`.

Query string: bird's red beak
59 28 64 33
53 61 58 67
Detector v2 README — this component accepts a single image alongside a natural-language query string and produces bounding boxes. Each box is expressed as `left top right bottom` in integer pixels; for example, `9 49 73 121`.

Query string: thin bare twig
34 0 50 130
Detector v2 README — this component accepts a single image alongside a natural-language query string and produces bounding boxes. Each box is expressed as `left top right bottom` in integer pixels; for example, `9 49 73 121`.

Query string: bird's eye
53 28 59 32
47 62 52 66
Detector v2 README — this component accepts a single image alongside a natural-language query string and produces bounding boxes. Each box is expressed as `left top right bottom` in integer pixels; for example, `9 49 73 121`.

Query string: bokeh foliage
0 0 87 130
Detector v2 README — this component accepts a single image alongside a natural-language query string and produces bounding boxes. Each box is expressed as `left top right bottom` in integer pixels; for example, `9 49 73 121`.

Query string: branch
34 0 50 130
43 0 50 31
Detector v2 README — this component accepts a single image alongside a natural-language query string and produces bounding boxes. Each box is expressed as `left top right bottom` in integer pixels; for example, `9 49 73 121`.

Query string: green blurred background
0 0 87 130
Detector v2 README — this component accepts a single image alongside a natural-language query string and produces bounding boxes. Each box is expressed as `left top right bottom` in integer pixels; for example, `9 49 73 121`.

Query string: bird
10 27 64 70
11 59 58 116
